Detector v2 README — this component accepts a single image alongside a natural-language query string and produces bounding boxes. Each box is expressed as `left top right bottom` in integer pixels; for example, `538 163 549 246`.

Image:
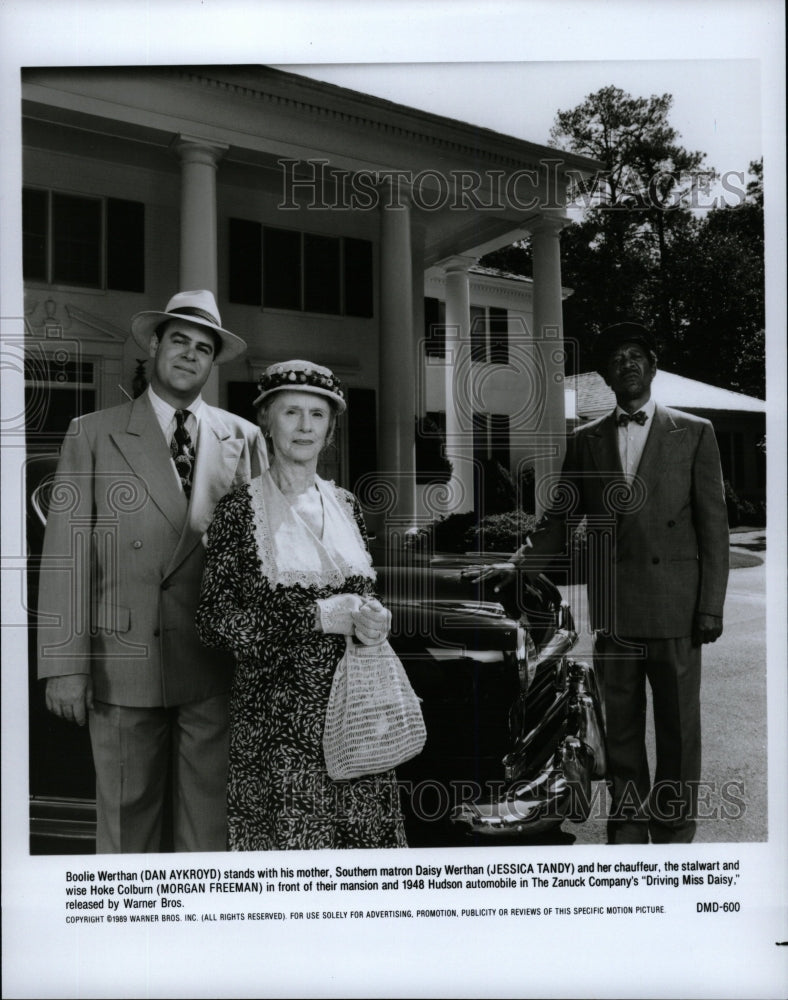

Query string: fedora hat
253 360 346 412
131 290 247 364
594 321 657 374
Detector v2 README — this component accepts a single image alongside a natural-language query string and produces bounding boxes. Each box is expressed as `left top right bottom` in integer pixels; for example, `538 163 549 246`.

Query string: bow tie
617 410 648 426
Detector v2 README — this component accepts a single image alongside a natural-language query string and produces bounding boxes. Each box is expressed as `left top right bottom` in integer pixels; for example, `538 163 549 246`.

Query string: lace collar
249 470 375 590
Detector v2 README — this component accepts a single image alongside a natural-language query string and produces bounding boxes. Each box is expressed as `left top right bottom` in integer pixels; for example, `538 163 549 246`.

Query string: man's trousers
89 693 229 853
594 633 701 845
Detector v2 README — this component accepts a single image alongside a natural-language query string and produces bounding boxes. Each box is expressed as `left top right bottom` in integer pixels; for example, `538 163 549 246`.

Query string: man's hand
460 562 518 593
45 674 94 726
692 613 723 647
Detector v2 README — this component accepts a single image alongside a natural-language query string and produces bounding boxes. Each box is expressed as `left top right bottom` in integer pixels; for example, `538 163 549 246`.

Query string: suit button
667 520 676 528
161 581 170 590
652 557 660 564
153 628 160 637
132 540 143 549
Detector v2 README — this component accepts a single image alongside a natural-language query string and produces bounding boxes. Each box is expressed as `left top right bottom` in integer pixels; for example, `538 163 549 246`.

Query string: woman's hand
352 598 392 646
316 593 363 635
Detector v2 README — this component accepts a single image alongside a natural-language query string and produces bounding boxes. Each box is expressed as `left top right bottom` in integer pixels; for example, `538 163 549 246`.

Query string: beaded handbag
323 638 426 780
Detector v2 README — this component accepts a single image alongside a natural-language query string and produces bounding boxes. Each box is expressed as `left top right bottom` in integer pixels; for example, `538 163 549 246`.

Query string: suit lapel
586 412 623 477
165 406 245 576
110 396 187 534
635 403 684 489
585 413 639 541
616 403 686 544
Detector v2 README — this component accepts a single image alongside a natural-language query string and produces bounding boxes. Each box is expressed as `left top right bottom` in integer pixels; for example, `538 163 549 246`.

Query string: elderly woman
196 360 407 850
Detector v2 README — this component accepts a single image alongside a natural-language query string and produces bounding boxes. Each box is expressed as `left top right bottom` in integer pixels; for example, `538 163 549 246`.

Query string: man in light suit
472 322 729 843
38 290 266 853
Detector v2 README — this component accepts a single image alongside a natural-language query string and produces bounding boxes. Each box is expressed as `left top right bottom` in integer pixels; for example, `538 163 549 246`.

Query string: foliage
482 84 765 398
724 480 766 528
665 197 765 396
407 460 523 556
551 86 715 359
464 509 539 553
476 458 517 515
406 511 473 554
408 508 538 555
550 86 713 216
480 240 533 278
555 87 701 360
746 158 764 206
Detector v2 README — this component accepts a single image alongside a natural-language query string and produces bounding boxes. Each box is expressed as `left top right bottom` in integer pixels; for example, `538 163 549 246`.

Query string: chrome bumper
450 658 606 838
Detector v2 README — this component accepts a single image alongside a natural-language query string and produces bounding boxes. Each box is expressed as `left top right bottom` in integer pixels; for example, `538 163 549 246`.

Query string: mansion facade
19 65 599 536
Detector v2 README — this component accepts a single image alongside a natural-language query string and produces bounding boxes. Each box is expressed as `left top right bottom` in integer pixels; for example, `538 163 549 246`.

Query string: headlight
516 625 538 689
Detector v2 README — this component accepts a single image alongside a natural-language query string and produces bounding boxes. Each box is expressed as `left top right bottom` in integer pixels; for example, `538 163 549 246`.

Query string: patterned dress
196 473 407 851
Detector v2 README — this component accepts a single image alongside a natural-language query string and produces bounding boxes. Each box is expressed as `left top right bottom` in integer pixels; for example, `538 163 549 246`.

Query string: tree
548 86 716 352
479 240 532 278
746 157 763 206
550 86 713 215
481 91 764 396
667 159 764 396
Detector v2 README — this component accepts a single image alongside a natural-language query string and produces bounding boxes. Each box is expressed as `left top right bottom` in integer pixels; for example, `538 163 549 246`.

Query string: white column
442 255 477 513
528 211 569 510
174 135 228 291
173 135 229 405
378 179 416 535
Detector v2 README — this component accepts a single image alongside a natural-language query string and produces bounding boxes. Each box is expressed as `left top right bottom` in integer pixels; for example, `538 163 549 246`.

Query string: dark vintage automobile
377 553 606 846
27 456 605 854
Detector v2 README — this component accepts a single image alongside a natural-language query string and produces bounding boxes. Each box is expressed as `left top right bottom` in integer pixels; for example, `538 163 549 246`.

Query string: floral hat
252 360 346 412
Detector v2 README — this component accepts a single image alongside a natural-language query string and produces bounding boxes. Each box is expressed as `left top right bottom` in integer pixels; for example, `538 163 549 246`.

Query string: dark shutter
490 413 511 469
489 307 509 364
225 380 260 425
228 218 262 305
52 193 101 287
470 305 487 362
424 297 446 358
343 238 373 317
22 188 48 281
263 227 302 310
472 411 489 460
107 198 145 292
304 233 340 314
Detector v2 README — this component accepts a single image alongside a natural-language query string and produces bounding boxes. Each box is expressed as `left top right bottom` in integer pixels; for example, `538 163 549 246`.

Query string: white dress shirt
615 396 656 481
147 385 204 491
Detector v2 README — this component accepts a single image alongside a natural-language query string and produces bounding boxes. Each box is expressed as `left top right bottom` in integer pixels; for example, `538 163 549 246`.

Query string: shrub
464 509 539 553
425 511 478 553
475 458 517 515
724 480 766 527
408 508 538 555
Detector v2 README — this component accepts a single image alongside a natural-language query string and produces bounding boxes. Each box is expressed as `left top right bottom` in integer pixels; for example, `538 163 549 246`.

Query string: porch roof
566 370 766 421
22 64 602 267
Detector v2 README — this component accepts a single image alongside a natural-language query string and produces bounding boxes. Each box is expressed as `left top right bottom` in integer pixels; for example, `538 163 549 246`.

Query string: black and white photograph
2 2 786 997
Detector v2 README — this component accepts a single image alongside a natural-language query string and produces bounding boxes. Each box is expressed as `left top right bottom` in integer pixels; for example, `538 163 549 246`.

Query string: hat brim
130 310 247 364
594 331 656 372
252 384 346 413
